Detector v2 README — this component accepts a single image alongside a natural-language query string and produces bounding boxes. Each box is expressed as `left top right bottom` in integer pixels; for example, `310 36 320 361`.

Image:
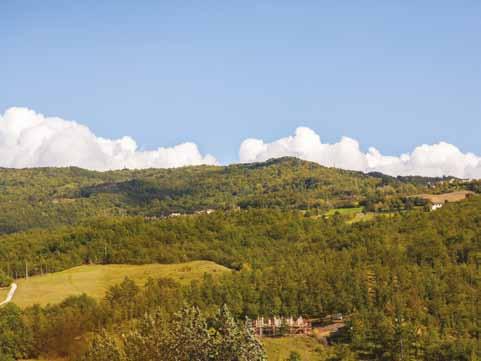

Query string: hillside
0 157 462 234
1 196 480 359
416 190 475 203
1 261 229 308
1 159 480 360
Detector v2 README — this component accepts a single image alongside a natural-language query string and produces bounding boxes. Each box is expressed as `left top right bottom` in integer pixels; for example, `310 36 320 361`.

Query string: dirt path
0 283 17 306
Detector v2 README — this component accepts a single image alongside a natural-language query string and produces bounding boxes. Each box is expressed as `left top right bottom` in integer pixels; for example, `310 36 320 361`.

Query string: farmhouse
195 209 215 215
252 316 312 337
431 203 443 211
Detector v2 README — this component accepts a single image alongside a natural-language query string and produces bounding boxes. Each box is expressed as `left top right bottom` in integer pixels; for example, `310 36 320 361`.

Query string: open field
416 190 474 203
324 207 380 224
0 288 8 303
8 260 230 308
263 336 329 361
347 212 376 224
347 210 407 224
324 207 363 216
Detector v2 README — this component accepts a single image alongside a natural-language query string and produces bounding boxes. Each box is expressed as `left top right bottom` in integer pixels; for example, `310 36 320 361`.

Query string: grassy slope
9 260 229 308
263 336 330 361
416 190 474 203
324 207 363 216
0 287 8 303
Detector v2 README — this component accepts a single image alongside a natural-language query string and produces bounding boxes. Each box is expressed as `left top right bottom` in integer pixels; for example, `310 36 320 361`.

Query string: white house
431 203 443 211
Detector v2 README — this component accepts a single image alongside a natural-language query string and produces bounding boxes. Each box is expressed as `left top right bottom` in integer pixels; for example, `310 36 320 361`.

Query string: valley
0 160 480 360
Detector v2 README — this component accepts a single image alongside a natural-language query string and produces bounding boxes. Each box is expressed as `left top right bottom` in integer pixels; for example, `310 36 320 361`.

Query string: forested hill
0 157 468 234
1 195 481 359
1 158 481 360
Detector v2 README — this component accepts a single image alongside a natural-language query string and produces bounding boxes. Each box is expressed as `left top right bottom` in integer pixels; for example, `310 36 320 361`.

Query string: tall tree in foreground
0 304 33 360
80 305 266 361
81 331 124 361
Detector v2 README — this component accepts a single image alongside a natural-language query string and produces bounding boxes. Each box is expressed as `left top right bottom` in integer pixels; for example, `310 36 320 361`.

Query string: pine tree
213 305 266 361
81 331 124 361
122 309 168 361
169 306 213 361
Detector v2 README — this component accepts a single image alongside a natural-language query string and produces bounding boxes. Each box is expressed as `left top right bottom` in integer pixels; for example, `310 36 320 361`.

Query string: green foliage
81 305 267 361
0 158 444 234
0 270 12 287
213 305 267 361
0 304 33 360
285 351 302 361
81 331 124 361
0 161 480 360
105 277 140 321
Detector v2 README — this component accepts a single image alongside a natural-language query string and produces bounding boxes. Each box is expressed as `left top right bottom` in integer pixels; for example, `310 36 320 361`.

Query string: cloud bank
0 107 217 170
240 127 481 179
2 108 480 178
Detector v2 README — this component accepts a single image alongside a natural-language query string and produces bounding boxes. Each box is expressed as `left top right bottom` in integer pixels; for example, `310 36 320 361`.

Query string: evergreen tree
81 331 124 361
123 309 169 361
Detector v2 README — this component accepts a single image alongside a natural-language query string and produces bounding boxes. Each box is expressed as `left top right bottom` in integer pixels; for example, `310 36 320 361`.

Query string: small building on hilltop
252 316 312 337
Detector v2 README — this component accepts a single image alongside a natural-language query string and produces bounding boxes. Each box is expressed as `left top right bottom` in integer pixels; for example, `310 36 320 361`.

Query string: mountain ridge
0 157 472 234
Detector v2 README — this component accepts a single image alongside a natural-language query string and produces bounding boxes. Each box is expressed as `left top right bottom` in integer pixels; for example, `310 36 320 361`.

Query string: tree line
2 158 460 234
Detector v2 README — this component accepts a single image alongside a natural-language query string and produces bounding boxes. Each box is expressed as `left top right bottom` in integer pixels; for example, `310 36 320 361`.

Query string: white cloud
239 127 481 179
2 108 480 178
0 107 217 170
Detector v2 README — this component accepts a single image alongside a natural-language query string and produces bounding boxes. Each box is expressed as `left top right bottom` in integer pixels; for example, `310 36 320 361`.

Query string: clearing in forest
7 260 230 308
416 190 474 203
263 336 329 361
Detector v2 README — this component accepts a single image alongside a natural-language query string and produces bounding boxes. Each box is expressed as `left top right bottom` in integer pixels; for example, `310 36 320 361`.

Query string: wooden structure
252 316 312 337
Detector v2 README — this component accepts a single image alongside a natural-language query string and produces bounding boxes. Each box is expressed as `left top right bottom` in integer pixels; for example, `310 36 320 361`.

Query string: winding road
0 283 17 306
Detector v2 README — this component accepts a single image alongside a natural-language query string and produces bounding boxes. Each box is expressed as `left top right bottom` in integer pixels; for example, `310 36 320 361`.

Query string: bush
0 270 12 288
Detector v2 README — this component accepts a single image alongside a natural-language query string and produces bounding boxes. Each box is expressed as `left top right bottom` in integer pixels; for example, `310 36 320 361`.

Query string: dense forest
0 157 465 234
0 160 480 360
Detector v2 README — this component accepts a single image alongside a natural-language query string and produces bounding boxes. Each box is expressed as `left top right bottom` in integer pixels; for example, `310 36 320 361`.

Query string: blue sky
2 1 481 165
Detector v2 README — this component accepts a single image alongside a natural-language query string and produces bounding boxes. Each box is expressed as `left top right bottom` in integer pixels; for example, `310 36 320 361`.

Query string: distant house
415 191 474 211
431 203 443 211
195 209 215 215
252 316 312 337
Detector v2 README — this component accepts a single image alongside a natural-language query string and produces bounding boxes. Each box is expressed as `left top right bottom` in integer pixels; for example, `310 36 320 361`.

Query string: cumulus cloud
0 107 217 170
239 127 481 179
2 108 480 178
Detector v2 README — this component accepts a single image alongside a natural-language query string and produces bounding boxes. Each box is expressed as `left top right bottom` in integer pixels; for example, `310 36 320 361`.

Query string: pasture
417 190 474 203
324 207 363 216
8 260 229 308
263 336 328 361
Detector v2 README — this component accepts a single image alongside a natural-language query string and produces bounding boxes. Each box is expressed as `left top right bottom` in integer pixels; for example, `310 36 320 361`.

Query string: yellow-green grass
416 190 474 204
263 336 330 361
324 207 363 216
9 260 229 308
347 212 376 224
0 287 8 300
347 210 410 224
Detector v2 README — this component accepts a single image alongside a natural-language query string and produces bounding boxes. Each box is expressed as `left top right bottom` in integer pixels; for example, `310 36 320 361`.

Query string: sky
1 1 481 176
